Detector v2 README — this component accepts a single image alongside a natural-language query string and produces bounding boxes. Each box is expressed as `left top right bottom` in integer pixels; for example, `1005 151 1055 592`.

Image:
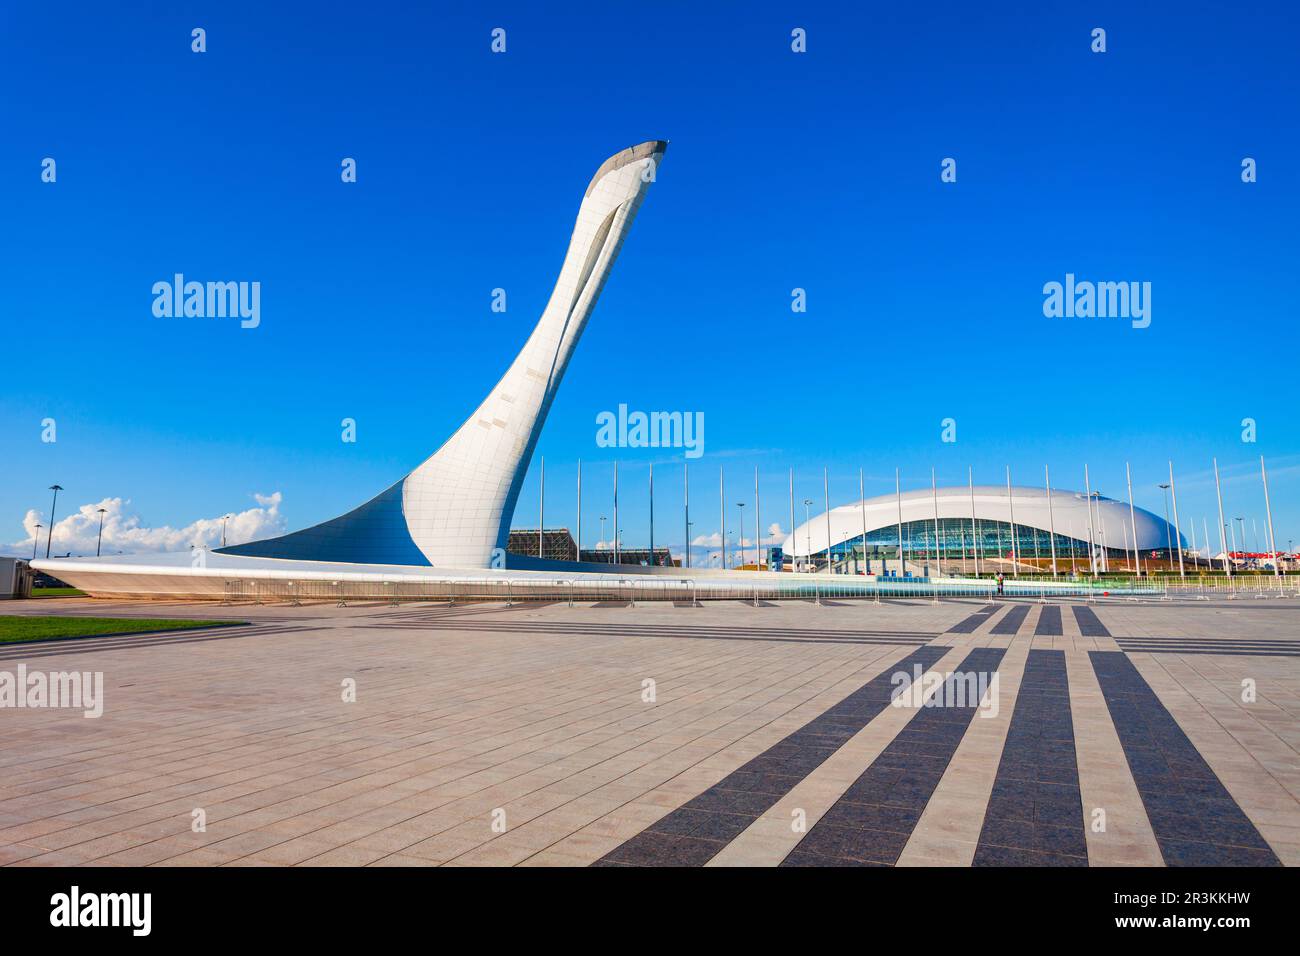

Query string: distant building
786 486 1185 574
0 558 34 599
507 528 578 562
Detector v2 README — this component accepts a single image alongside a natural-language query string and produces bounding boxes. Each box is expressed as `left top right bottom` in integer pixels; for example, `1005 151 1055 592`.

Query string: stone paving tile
1064 651 1163 866
899 642 1031 865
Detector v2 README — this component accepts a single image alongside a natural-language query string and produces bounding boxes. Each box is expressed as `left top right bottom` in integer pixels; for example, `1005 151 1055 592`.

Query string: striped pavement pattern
586 601 1292 867
593 646 950 866
780 648 1006 866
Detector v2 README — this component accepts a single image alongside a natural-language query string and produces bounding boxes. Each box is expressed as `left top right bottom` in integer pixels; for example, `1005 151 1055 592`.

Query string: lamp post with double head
45 485 63 559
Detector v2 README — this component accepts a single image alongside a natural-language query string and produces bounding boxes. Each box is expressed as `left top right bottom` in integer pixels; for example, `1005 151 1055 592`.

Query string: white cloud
688 524 786 549
12 493 286 557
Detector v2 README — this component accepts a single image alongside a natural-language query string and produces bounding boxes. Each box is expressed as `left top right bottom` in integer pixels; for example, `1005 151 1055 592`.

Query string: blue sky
2 1 1297 560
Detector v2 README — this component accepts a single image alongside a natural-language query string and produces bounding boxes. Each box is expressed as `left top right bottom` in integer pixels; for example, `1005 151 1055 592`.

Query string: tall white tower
222 141 667 568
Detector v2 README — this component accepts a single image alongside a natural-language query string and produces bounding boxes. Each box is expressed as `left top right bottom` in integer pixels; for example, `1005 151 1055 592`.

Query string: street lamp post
96 508 108 557
32 524 42 560
1234 517 1246 567
221 513 233 549
44 485 63 559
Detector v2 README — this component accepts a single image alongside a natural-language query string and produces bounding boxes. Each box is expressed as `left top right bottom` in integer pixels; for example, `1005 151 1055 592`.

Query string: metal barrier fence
1163 576 1300 600
213 572 1250 606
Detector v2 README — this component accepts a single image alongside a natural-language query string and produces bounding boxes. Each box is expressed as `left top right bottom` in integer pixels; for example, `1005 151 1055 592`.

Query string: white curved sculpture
222 140 667 568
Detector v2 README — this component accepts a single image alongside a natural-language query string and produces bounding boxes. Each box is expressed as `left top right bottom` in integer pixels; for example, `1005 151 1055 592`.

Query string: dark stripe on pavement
973 649 1086 866
0 624 314 661
946 605 998 634
1116 640 1300 658
991 604 1030 635
593 644 952 867
1072 606 1111 637
779 647 1007 867
1088 650 1280 866
1034 605 1063 636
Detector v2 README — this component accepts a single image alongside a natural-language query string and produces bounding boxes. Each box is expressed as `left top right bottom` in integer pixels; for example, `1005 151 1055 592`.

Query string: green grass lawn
31 587 85 598
0 616 244 643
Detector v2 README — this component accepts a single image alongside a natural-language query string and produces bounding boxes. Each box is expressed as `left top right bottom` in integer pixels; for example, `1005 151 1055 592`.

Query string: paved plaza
0 594 1297 867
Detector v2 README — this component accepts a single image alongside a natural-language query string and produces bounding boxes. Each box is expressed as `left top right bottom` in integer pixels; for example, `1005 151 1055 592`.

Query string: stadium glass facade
822 518 1149 563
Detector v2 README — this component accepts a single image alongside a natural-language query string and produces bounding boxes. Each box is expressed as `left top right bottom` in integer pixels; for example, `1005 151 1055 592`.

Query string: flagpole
1169 460 1185 578
649 462 654 564
823 467 832 574
1006 466 1018 575
1046 464 1058 577
1261 455 1281 577
719 465 726 570
931 467 941 579
1084 464 1098 578
1126 462 1142 576
860 468 868 576
1213 457 1231 577
896 468 905 578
